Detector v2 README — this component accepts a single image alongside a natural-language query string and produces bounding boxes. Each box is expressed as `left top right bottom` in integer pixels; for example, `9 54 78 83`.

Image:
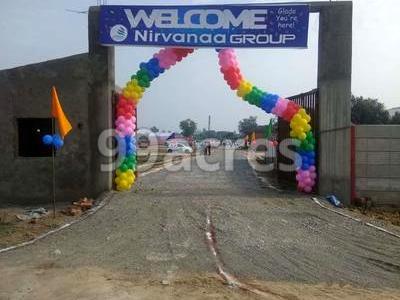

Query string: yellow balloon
294 127 302 135
298 108 306 116
237 80 252 97
120 179 128 189
123 89 130 99
300 119 308 127
293 114 301 122
299 132 307 140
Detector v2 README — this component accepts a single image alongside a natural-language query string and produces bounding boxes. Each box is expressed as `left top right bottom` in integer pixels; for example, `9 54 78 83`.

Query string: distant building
388 107 400 117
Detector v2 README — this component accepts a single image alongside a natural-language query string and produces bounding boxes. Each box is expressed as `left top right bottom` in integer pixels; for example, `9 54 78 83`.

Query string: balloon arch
114 48 317 193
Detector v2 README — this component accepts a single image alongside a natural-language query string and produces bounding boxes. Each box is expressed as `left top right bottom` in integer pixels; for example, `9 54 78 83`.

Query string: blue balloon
124 135 132 143
302 163 310 170
149 58 159 66
260 94 279 113
42 135 53 145
52 134 64 149
139 62 145 69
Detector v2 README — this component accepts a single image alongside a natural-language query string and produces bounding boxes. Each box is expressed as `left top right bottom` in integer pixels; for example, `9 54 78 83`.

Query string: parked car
167 143 193 154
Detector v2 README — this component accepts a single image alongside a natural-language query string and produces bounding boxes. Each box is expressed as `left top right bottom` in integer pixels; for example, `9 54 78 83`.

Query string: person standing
207 141 211 156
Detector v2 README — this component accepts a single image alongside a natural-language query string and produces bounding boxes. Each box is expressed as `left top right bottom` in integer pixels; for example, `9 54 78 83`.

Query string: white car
167 143 193 154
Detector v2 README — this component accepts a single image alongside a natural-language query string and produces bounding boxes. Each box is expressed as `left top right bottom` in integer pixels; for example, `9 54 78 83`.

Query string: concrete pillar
312 2 353 204
88 7 115 196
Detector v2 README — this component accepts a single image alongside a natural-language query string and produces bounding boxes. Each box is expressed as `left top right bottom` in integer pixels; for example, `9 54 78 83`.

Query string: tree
351 96 390 124
150 126 159 133
238 116 258 136
179 119 197 137
390 112 400 124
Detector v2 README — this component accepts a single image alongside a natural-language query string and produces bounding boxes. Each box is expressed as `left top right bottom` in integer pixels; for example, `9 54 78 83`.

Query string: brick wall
355 125 400 208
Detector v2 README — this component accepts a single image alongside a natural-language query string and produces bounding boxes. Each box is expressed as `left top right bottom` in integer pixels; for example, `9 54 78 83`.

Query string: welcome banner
99 4 309 48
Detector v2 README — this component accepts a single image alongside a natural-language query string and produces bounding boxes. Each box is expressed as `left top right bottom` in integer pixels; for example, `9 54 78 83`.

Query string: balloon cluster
217 48 317 193
155 48 194 70
290 108 312 140
296 166 317 193
116 48 195 192
114 94 137 191
116 47 317 194
298 131 316 152
297 149 316 171
42 133 64 150
271 98 288 116
115 115 136 138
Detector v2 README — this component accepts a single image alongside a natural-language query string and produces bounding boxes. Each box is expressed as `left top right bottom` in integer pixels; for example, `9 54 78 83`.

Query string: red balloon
282 102 300 122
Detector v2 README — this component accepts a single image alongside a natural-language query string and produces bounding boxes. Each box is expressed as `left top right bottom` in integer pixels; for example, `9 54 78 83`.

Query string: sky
1 0 399 132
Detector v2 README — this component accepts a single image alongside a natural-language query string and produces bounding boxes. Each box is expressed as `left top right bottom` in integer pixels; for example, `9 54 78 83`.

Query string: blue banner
99 4 309 48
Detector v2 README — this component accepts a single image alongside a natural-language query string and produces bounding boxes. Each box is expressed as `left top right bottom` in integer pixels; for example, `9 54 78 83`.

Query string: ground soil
349 207 400 227
0 208 75 249
1 150 399 299
1 266 399 300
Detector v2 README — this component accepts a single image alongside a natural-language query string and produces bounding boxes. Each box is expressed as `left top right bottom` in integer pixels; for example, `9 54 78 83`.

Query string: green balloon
119 164 128 172
139 80 150 88
137 69 150 82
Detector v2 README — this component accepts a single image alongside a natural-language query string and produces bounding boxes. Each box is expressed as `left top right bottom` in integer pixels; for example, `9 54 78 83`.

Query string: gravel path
1 150 399 298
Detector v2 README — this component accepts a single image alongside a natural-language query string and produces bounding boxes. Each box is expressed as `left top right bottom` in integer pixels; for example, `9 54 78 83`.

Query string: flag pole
51 117 56 219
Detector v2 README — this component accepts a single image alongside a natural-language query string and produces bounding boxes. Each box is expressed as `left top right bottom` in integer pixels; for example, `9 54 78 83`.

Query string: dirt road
1 150 400 299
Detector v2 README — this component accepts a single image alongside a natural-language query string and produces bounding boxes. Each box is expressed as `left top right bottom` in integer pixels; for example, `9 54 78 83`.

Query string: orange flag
251 131 256 143
51 86 72 139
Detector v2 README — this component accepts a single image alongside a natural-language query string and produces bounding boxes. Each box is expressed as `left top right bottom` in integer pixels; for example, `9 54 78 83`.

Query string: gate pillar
313 2 353 204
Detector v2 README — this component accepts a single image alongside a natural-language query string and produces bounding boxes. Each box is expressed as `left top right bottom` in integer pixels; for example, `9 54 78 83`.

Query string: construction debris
64 198 94 216
16 208 49 221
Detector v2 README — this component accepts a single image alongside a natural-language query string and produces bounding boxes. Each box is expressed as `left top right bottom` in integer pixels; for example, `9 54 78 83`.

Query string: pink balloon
304 186 312 193
272 98 289 118
127 128 134 135
309 166 316 172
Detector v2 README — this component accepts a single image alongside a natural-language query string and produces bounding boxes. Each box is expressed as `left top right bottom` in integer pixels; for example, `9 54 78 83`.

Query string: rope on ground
311 197 400 239
0 192 114 254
